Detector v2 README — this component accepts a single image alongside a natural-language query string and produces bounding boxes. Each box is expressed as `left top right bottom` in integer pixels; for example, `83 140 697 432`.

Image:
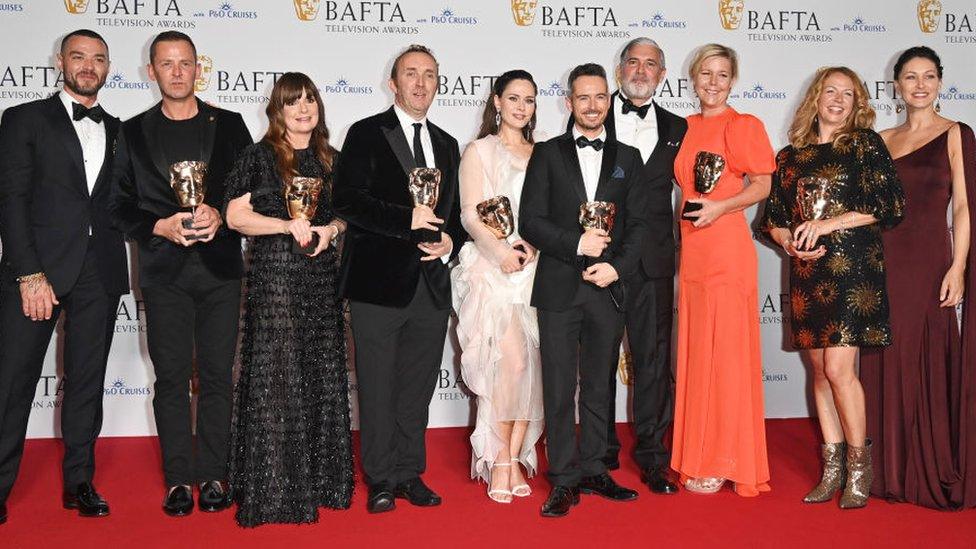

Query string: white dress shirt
573 126 607 255
614 94 658 164
59 90 106 196
392 103 450 262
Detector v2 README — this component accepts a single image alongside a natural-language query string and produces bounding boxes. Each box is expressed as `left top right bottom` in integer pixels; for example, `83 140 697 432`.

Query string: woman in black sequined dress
224 73 352 527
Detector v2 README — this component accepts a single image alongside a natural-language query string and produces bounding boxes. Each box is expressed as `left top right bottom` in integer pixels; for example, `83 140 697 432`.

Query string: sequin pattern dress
763 129 905 349
224 142 353 527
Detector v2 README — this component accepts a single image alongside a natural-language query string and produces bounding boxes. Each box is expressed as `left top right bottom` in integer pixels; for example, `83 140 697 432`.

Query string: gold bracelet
16 272 45 284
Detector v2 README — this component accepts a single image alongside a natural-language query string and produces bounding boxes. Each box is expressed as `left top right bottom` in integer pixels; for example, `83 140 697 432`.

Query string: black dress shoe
540 485 579 518
641 466 679 495
162 485 194 517
603 457 621 471
367 484 395 514
394 478 441 507
63 482 110 517
0 502 7 524
198 480 231 512
580 473 639 501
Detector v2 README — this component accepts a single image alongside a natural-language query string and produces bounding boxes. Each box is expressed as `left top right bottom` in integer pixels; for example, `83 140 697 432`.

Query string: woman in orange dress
671 44 775 496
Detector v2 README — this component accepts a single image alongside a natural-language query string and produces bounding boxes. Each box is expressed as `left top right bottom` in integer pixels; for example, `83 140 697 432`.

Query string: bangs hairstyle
477 69 538 143
262 72 337 184
787 66 875 150
687 43 738 82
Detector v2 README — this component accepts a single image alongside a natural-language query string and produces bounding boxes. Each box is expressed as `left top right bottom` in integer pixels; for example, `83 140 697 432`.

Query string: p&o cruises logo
732 83 788 102
511 1 630 40
66 0 195 30
940 84 976 103
322 77 374 95
293 1 419 35
719 0 832 43
916 0 976 43
104 378 152 397
538 81 569 98
104 72 152 91
191 2 258 20
629 12 688 30
832 15 887 33
420 7 478 26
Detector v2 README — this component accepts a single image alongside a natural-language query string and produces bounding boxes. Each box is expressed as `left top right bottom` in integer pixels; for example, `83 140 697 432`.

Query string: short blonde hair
688 43 738 82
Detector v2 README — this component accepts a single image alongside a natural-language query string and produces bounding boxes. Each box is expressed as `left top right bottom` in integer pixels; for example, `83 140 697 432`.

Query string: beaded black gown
225 142 353 527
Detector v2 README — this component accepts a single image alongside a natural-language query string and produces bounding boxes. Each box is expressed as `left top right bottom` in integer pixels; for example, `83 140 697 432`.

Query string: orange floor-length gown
671 107 775 497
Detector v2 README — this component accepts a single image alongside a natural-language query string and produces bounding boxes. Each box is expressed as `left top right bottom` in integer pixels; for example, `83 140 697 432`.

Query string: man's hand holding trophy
408 167 452 262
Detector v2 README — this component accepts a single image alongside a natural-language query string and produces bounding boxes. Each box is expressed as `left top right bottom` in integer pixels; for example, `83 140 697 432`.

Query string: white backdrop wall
3 0 974 438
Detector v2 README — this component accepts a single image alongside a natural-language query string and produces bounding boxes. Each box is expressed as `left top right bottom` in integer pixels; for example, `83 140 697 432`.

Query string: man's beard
575 110 606 131
64 70 104 97
621 79 653 102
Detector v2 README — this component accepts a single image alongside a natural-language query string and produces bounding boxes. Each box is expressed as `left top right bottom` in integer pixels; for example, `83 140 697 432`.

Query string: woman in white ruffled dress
452 70 544 504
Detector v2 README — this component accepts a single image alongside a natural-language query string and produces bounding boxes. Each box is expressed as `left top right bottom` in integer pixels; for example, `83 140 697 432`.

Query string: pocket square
611 166 625 179
667 140 681 147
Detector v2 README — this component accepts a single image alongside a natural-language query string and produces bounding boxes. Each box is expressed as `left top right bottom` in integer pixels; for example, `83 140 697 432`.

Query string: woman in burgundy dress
860 46 976 510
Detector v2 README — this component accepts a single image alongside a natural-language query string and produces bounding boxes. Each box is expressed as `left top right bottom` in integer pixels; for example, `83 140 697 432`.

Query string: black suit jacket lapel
594 138 617 201
380 106 414 175
557 133 587 204
46 94 87 196
90 116 119 198
605 91 619 138
140 103 171 183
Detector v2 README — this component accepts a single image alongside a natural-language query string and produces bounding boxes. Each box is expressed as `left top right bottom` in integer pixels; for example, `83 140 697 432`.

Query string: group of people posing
0 28 973 528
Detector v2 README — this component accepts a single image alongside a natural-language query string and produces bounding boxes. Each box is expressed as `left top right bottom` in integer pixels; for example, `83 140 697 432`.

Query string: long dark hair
262 72 337 184
477 69 537 142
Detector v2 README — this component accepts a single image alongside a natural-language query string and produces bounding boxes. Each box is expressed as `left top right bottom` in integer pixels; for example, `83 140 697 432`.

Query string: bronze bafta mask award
169 160 208 240
917 0 942 33
476 195 515 240
408 167 442 243
718 0 745 30
284 176 324 254
511 0 538 26
579 201 617 233
797 176 832 222
681 151 726 220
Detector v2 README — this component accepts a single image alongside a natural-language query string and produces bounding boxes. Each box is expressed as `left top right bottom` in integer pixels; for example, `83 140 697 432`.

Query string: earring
935 101 941 113
895 100 904 114
527 118 535 131
495 112 501 126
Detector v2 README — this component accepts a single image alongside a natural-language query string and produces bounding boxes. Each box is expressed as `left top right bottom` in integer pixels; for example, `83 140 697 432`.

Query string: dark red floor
2 419 974 548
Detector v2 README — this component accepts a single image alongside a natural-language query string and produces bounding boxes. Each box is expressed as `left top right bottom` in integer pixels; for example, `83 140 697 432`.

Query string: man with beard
109 31 251 517
520 63 648 517
333 44 464 514
0 29 128 522
569 37 687 494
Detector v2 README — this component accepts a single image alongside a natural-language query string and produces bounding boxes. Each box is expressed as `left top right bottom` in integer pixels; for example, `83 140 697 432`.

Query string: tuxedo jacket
333 106 464 309
569 91 687 278
0 92 128 296
109 99 252 287
519 131 649 312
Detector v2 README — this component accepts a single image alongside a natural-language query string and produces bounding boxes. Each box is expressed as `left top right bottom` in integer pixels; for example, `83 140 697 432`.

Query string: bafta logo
719 0 745 30
294 0 321 21
511 0 538 26
917 0 941 33
195 55 213 93
64 0 90 14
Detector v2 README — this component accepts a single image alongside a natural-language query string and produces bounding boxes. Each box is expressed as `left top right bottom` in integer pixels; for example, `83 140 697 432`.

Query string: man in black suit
520 63 649 518
333 44 463 514
569 38 687 494
109 31 251 517
0 29 128 523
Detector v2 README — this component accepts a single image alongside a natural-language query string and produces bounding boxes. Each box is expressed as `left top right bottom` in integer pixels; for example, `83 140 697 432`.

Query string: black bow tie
575 135 605 151
621 99 651 119
72 102 104 123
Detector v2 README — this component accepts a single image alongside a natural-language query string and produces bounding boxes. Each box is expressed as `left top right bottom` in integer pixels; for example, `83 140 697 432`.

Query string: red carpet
3 419 973 548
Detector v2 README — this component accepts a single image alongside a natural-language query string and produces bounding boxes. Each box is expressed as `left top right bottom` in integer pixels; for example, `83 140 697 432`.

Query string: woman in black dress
762 67 904 509
224 72 352 527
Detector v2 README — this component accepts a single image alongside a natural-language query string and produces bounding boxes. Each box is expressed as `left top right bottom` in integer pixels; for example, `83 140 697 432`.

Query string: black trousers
0 245 119 503
141 253 240 486
606 275 675 468
538 283 624 487
349 277 449 488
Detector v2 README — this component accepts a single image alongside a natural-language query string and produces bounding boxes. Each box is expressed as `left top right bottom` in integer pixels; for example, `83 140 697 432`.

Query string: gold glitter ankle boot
839 440 872 509
803 442 846 503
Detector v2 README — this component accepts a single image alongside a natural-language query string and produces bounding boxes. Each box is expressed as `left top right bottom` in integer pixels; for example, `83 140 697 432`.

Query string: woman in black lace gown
224 72 352 527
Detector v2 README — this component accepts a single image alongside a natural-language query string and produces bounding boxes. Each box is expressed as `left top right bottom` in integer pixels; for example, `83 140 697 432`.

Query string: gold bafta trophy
511 0 538 26
409 167 442 243
169 161 208 240
194 55 213 93
917 0 942 33
579 201 617 233
284 176 324 254
476 195 515 240
682 151 726 220
718 0 745 30
796 176 835 222
294 0 321 21
64 0 90 14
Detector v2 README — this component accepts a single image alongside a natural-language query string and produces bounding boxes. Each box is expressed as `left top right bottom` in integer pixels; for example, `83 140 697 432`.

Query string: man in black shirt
109 31 252 517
